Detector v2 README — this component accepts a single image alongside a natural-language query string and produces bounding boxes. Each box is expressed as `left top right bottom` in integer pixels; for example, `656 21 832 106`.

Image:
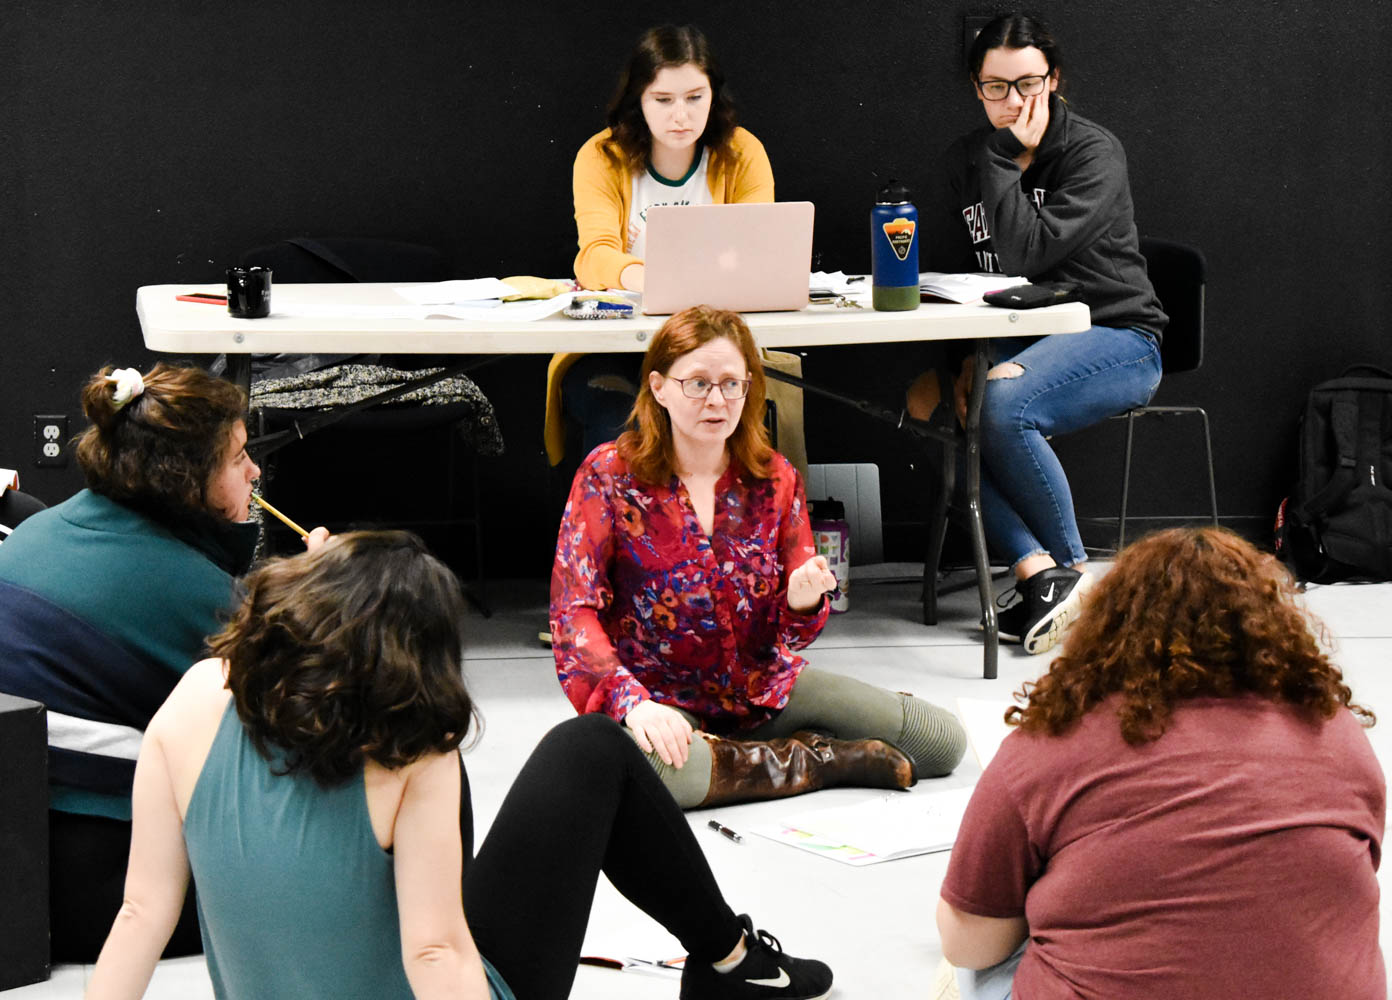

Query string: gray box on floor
0 693 49 989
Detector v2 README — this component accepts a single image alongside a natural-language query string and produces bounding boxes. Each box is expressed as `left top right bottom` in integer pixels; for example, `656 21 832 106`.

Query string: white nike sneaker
679 914 834 999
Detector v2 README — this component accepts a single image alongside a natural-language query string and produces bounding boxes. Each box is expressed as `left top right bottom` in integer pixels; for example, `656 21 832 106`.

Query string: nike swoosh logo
746 969 792 988
1041 583 1056 603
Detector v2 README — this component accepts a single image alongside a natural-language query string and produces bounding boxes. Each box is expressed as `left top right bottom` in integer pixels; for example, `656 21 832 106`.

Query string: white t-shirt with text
626 147 712 258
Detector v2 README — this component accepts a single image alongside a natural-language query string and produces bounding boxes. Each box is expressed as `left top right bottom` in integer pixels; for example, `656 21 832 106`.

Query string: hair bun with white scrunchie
106 368 146 410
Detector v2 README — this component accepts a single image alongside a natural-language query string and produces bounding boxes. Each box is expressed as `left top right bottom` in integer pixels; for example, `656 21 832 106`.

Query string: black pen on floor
707 820 744 844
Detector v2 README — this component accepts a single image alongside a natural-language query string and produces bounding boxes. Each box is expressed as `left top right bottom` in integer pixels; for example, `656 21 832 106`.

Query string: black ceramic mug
226 266 272 318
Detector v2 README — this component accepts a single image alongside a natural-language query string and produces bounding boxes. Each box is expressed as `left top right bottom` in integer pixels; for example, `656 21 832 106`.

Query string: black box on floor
0 693 49 989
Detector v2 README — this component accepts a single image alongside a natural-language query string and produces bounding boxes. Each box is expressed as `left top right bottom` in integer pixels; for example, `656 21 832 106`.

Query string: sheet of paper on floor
752 786 975 866
956 697 1015 770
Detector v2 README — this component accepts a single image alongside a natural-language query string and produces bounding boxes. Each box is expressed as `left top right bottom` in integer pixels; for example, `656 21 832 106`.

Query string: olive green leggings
631 668 968 808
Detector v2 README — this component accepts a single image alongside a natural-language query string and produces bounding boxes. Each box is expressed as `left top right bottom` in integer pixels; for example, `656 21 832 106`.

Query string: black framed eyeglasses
977 75 1048 101
667 375 752 399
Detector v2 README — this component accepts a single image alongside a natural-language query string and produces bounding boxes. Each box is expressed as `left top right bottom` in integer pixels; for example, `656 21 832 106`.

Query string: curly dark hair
601 24 740 172
209 530 478 786
1007 527 1375 744
73 362 247 521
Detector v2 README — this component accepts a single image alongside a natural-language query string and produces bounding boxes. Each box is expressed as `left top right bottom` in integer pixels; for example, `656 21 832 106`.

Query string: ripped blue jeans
972 325 1162 569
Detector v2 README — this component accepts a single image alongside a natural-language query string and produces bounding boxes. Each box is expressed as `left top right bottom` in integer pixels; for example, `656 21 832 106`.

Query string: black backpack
1276 364 1392 582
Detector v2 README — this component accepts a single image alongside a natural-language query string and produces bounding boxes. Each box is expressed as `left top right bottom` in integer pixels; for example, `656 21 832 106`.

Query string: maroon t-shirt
941 695 1385 999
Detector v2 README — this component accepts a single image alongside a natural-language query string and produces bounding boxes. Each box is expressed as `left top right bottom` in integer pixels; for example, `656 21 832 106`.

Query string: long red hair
618 305 772 484
1007 527 1375 744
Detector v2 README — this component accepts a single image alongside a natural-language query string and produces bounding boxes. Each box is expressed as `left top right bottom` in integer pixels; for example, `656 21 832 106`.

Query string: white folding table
137 282 1091 677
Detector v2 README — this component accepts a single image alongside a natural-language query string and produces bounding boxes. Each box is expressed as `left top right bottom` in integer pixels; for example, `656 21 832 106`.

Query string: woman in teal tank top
85 530 833 1000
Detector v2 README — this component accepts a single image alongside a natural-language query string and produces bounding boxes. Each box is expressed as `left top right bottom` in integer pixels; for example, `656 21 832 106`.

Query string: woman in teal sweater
0 363 326 962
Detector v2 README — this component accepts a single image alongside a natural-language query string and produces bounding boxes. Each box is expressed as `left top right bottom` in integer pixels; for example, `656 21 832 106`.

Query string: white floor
11 566 1392 998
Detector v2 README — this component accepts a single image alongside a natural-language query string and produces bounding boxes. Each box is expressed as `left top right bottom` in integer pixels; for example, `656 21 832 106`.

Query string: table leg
224 354 252 398
965 339 997 680
762 361 997 675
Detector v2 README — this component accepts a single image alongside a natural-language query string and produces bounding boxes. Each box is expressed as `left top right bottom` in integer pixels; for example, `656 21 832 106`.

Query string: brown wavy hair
1007 526 1374 744
601 24 740 172
617 305 772 484
209 530 478 786
73 362 247 521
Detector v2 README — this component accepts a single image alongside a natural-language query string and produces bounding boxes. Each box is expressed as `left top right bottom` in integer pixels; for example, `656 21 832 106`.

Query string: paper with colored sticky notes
752 786 975 866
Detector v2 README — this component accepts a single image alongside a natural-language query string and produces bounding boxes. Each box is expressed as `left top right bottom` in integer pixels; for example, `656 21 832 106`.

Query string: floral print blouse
551 443 829 730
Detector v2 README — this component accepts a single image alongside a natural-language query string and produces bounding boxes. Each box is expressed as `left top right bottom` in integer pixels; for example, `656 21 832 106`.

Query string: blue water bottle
871 180 919 311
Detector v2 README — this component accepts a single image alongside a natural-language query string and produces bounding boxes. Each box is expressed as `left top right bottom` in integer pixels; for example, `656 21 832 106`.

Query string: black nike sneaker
679 914 834 1000
1009 566 1092 655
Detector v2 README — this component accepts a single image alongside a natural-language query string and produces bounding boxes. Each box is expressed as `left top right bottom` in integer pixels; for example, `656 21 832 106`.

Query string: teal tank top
184 700 514 1000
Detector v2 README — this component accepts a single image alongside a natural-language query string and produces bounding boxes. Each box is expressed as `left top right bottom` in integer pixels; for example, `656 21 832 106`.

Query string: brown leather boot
696 730 916 808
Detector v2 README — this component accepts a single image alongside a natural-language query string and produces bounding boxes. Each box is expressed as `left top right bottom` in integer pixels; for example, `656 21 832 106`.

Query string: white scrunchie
106 368 145 409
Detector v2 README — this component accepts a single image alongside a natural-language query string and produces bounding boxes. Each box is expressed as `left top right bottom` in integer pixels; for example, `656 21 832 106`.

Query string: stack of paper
393 278 521 306
392 279 575 321
809 271 869 297
919 272 1027 303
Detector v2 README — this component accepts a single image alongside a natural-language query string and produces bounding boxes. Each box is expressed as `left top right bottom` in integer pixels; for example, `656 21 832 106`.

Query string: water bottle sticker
882 218 916 261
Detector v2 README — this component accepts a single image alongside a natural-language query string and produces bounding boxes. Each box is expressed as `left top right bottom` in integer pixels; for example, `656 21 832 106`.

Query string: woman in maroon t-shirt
937 525 1384 999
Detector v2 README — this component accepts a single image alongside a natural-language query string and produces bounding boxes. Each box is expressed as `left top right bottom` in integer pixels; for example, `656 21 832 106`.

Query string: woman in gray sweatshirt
908 11 1167 656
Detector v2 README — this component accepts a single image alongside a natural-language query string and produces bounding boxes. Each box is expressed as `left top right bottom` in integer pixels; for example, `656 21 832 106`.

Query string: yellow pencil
252 493 310 538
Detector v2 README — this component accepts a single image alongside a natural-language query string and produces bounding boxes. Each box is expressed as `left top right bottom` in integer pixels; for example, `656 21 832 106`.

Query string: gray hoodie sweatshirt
942 95 1167 340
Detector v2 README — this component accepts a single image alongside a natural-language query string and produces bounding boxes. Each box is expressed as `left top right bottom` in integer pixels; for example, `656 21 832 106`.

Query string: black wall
4 2 1390 574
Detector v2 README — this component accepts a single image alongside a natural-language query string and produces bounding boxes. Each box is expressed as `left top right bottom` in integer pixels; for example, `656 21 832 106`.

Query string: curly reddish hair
1007 527 1374 744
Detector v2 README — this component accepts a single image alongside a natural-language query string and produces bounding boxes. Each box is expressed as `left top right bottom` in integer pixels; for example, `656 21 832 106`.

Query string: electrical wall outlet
34 415 68 467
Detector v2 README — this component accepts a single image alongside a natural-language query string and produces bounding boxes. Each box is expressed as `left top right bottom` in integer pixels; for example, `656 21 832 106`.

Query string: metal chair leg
1118 409 1139 549
1198 407 1218 527
465 457 491 618
921 450 955 626
920 364 961 627
1116 406 1217 551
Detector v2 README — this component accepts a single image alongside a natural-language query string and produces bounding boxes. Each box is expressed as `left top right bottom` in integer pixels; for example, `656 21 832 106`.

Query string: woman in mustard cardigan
545 23 776 469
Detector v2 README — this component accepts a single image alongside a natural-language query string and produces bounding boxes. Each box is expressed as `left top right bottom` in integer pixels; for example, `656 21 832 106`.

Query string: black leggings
462 714 742 1000
48 810 203 964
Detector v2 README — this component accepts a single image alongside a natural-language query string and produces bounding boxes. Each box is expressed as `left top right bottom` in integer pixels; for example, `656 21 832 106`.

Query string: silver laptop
641 202 815 315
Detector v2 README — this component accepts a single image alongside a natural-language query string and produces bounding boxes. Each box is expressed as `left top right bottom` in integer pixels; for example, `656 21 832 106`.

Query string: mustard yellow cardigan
546 127 774 465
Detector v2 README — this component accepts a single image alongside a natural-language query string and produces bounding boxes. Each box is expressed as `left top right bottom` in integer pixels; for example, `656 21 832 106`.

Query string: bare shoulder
147 658 231 741
401 747 461 792
366 748 459 850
